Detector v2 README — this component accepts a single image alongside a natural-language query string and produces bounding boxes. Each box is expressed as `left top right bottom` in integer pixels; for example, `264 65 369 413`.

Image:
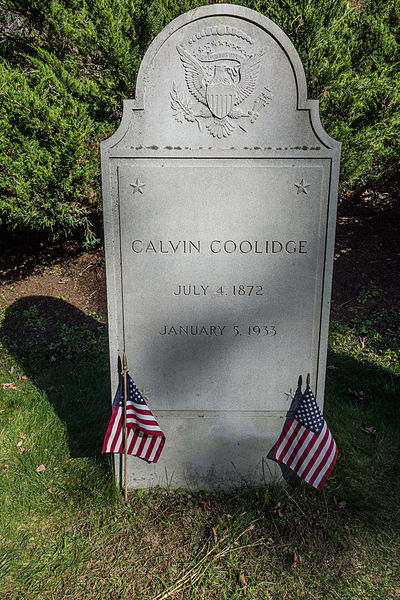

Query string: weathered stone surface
101 4 340 490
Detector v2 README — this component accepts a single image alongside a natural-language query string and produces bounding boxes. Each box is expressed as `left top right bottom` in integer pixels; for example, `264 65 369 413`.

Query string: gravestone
101 4 340 490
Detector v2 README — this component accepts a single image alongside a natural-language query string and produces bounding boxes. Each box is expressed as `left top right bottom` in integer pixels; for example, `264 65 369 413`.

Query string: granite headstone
101 4 341 490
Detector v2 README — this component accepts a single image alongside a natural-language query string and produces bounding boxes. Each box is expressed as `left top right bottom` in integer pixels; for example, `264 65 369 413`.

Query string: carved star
294 179 310 194
130 179 145 194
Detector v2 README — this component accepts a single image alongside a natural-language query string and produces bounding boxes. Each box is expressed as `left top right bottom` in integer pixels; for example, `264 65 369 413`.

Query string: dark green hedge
1 1 398 246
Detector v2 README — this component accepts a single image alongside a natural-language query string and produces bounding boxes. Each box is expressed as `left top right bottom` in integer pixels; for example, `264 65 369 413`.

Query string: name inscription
132 239 308 254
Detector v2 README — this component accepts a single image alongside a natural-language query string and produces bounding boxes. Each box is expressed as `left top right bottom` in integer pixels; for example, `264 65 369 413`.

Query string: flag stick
306 373 310 387
123 352 128 503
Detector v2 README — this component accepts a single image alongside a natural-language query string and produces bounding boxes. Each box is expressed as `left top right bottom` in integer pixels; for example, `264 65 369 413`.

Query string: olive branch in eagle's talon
170 83 210 130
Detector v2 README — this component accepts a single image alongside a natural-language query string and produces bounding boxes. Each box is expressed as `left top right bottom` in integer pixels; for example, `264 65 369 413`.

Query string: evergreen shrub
0 0 398 246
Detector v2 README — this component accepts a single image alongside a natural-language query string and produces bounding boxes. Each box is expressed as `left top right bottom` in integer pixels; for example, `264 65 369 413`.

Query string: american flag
102 372 165 463
274 385 337 490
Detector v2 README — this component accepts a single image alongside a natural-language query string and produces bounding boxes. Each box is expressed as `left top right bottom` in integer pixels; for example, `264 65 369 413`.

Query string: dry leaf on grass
17 447 25 455
212 527 218 543
348 388 364 401
19 374 30 380
19 432 27 439
292 550 302 567
191 542 200 555
52 467 58 471
2 464 9 472
199 498 211 512
35 464 46 473
16 440 23 448
239 572 247 594
47 488 55 494
2 383 17 390
361 425 376 435
334 497 347 510
0 409 6 413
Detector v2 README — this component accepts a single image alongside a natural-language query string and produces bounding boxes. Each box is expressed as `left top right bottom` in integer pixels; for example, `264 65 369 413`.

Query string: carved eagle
176 45 264 119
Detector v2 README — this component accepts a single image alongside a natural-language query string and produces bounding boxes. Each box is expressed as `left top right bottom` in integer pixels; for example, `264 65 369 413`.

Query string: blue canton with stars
294 386 324 434
113 373 147 407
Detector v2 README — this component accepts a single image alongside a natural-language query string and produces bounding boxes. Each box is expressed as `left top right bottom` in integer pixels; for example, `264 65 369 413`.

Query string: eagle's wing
176 45 207 105
235 51 265 105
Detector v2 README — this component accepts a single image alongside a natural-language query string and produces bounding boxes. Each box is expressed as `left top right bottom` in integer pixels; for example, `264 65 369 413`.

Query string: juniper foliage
0 0 398 246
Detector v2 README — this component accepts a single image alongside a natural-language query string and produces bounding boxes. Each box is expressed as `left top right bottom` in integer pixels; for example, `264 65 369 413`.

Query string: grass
0 297 399 599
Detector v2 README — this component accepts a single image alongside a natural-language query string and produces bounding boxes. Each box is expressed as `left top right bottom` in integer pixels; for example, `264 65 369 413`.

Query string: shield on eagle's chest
206 83 236 119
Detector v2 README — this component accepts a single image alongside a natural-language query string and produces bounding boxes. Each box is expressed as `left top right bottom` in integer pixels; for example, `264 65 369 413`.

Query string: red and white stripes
102 404 165 463
274 418 338 491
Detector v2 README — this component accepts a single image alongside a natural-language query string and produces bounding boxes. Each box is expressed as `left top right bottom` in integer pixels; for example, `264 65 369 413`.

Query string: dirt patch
1 241 107 322
331 187 400 334
0 241 108 355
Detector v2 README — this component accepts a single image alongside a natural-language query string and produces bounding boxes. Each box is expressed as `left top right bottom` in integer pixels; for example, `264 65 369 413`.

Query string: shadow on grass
1 298 399 599
0 295 111 460
1 295 400 532
324 346 400 529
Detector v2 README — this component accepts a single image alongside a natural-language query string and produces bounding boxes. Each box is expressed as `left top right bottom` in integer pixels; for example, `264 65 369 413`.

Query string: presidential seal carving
170 25 272 138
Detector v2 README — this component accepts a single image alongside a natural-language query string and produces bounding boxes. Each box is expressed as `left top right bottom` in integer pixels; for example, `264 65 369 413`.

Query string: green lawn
0 296 399 599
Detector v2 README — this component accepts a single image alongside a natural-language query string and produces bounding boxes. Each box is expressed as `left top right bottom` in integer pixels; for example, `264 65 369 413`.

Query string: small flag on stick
102 371 165 463
274 382 337 490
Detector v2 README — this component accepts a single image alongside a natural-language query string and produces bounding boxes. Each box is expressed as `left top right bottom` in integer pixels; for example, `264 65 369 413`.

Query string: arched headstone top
103 4 340 153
